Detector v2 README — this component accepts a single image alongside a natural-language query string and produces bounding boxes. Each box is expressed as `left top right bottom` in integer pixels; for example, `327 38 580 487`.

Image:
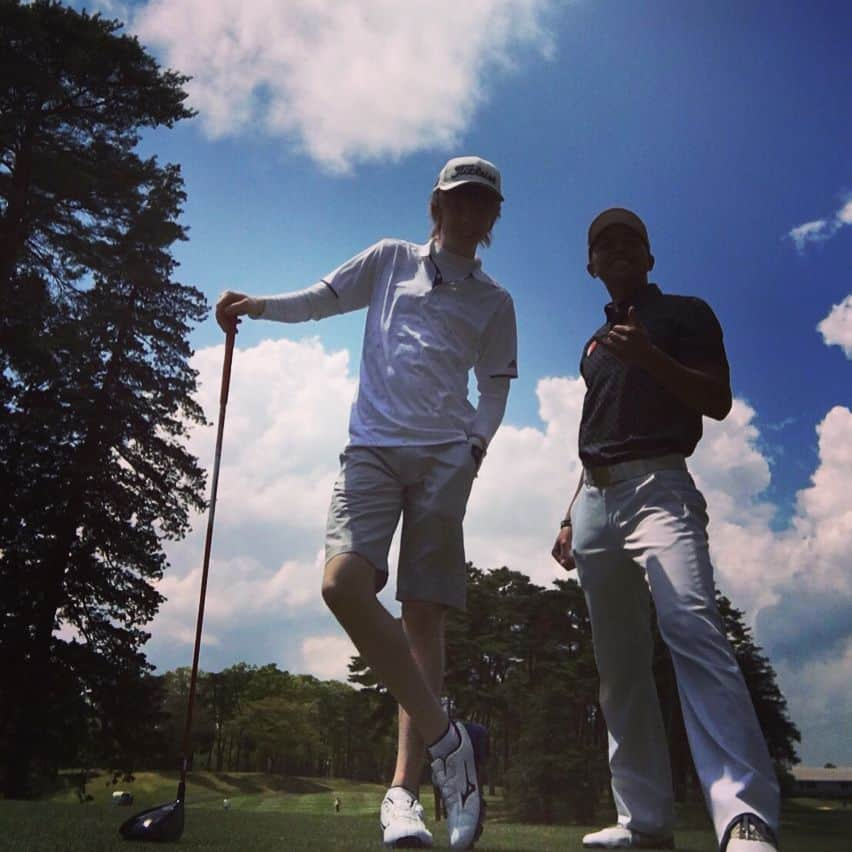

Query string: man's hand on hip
468 435 487 475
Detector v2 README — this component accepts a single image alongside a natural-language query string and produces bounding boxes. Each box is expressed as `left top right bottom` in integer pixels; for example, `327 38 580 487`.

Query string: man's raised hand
601 305 654 366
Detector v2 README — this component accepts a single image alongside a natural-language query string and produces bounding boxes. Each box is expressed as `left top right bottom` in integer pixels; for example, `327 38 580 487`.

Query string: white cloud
93 0 131 17
773 639 852 765
301 634 358 682
465 375 586 588
189 336 355 531
817 294 852 358
689 401 787 613
147 335 353 672
793 406 852 568
132 0 557 172
156 551 325 631
788 195 852 252
750 404 852 765
149 336 852 762
789 219 831 251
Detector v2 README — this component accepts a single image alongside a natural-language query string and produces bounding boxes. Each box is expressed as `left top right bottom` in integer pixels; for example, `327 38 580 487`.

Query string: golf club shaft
180 327 236 787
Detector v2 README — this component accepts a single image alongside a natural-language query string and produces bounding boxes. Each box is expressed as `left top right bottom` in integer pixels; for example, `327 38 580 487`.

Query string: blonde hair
428 190 501 248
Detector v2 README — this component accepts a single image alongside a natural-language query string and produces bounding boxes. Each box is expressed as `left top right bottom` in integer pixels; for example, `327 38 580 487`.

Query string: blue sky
141 0 851 511
77 1 850 765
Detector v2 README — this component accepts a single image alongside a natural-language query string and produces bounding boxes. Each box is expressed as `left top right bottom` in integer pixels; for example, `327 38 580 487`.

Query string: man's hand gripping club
215 290 266 333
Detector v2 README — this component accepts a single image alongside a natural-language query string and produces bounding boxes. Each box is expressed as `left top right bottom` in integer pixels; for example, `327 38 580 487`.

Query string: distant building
790 766 852 798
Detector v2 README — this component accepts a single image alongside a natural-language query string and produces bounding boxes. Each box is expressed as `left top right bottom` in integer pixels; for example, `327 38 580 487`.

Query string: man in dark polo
552 209 780 852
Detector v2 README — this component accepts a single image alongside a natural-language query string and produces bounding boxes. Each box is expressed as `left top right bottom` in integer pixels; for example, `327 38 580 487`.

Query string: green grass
0 771 849 851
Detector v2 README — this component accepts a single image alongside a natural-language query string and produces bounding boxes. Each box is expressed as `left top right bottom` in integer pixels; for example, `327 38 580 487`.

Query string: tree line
103 565 798 825
357 565 800 822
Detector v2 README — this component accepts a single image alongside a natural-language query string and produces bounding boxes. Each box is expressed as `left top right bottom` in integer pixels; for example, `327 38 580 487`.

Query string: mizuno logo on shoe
460 762 477 807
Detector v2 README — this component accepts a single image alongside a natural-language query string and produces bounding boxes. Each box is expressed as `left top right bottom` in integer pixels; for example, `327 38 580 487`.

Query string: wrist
468 434 487 452
468 435 486 472
560 517 572 529
248 297 266 319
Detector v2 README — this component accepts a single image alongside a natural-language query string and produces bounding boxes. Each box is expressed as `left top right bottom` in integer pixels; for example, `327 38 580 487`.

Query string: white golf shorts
325 442 476 610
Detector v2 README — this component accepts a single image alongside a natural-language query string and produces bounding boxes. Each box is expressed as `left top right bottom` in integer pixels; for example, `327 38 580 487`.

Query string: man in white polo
217 156 517 850
552 208 779 852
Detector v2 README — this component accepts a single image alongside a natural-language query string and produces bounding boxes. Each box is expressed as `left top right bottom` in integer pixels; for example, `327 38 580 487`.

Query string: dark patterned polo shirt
578 283 729 467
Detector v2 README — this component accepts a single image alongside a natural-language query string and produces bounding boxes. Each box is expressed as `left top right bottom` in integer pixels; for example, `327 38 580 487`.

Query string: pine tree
716 591 801 765
0 0 203 796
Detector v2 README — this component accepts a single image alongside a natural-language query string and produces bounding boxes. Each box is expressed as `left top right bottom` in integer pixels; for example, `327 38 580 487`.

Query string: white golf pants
571 467 779 841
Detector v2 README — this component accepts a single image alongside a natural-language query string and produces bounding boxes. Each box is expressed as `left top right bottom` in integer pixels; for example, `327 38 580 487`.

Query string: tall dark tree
201 663 256 772
0 0 202 796
716 591 800 765
443 566 604 797
0 0 191 295
347 652 401 781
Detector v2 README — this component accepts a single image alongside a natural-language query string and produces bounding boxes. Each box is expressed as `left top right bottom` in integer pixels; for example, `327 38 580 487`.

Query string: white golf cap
434 156 503 200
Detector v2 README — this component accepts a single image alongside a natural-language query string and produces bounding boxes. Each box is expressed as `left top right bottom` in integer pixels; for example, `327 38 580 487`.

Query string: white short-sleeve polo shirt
320 239 518 446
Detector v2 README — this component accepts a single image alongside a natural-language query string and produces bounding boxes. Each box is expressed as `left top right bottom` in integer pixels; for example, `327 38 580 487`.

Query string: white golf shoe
380 786 433 849
430 721 485 850
723 813 778 852
582 824 675 848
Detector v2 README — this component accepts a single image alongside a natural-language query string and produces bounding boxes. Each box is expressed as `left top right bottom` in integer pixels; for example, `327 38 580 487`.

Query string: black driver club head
119 786 185 842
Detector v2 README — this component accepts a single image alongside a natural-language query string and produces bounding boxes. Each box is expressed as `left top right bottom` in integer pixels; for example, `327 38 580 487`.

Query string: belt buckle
587 466 612 487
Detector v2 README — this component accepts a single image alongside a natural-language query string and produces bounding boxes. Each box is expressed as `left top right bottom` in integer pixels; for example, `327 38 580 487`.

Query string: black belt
583 453 687 487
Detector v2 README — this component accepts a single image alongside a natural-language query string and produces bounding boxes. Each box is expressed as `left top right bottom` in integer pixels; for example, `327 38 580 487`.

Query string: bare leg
391 600 447 794
322 554 448 745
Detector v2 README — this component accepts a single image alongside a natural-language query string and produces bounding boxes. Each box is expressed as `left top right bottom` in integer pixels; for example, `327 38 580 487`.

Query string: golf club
120 327 236 842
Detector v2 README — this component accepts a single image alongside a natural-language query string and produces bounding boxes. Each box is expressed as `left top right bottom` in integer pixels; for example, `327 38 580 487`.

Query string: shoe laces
732 814 775 843
435 772 463 804
385 795 425 823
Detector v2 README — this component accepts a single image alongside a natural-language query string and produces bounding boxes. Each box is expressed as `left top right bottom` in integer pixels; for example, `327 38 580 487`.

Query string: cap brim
588 208 649 249
435 178 503 201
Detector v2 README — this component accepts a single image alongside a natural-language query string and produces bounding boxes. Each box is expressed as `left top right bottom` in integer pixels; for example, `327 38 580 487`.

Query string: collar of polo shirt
418 241 491 284
604 282 661 322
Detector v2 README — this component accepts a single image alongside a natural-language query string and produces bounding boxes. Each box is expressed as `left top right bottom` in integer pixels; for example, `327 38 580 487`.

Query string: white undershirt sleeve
469 292 517 445
469 375 510 446
258 281 342 323
256 240 387 323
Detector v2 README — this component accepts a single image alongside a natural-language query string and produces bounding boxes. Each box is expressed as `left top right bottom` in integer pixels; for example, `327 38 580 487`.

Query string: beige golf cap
434 156 503 200
588 207 650 252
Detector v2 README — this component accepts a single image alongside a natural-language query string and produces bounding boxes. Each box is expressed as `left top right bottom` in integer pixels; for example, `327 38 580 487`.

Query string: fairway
0 772 849 851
